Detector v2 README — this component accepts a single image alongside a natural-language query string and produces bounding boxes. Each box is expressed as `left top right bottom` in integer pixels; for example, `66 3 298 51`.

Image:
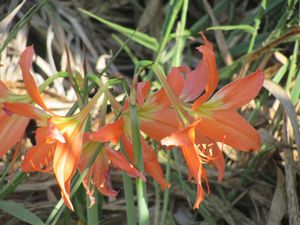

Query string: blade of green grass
78 8 159 51
120 141 138 225
155 0 183 64
173 0 189 66
87 191 99 225
0 200 45 225
112 34 139 65
208 24 255 34
130 69 150 225
286 40 299 91
290 69 300 104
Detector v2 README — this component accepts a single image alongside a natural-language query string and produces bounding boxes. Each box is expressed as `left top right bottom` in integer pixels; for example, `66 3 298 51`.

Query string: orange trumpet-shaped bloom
81 117 145 205
4 46 103 210
88 114 171 190
160 34 264 208
78 141 146 206
125 81 179 189
0 81 30 158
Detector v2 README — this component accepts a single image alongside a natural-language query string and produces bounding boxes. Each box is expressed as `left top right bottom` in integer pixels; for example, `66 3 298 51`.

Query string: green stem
286 40 299 91
130 102 149 225
86 191 99 225
129 71 149 225
39 72 69 92
0 172 26 199
174 0 189 66
123 173 137 225
247 0 266 53
159 150 171 225
120 141 137 225
156 0 184 64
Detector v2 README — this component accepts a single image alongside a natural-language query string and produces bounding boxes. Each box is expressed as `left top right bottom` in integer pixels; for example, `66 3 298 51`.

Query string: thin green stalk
247 0 267 53
159 150 171 225
155 0 184 64
0 172 25 199
122 173 137 225
39 72 69 92
120 141 137 225
286 40 299 91
86 192 99 225
130 71 149 225
112 34 139 65
173 0 189 66
62 209 70 225
130 104 149 225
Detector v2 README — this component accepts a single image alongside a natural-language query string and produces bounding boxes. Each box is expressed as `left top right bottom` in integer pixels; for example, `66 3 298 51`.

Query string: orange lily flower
159 34 264 208
127 80 183 189
89 114 171 190
89 83 175 190
79 120 146 206
79 143 145 205
3 46 105 210
0 81 30 158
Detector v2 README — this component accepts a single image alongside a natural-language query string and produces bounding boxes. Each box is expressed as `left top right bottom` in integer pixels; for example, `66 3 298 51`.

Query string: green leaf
290 69 300 104
134 60 154 75
208 24 255 34
0 200 45 225
78 8 159 51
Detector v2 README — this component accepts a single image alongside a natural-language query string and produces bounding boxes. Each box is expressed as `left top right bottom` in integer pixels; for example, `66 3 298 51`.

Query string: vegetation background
0 0 300 224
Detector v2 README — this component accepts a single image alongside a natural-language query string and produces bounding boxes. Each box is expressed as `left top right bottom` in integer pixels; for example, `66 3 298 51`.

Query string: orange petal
192 36 218 110
145 88 170 108
167 66 186 96
19 46 49 111
22 143 55 173
106 147 146 181
141 139 170 190
161 122 197 147
207 70 264 110
160 120 204 147
209 152 225 182
197 110 260 151
92 148 118 197
53 125 84 211
22 127 55 172
3 102 50 121
181 146 206 209
122 135 170 190
0 112 29 157
137 81 150 106
88 117 124 144
181 61 208 102
139 108 180 141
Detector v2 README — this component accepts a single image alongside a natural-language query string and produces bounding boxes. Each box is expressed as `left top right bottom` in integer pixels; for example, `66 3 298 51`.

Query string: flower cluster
0 34 264 210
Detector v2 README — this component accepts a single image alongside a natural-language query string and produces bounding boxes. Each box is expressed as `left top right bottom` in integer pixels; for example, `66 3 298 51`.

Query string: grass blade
78 8 159 51
0 200 45 225
208 24 255 34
